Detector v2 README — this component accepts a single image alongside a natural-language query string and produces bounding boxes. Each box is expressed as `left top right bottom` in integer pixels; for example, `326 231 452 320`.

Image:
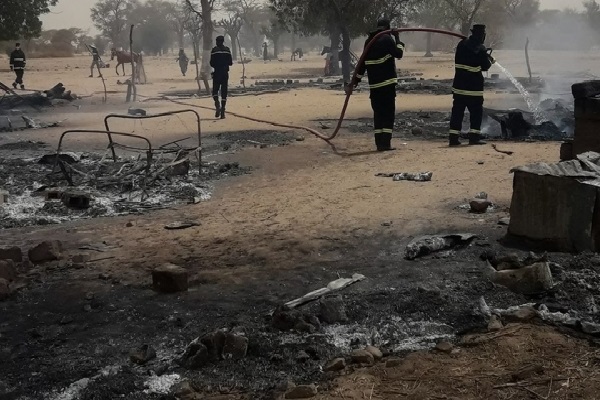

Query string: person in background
177 48 189 77
210 36 233 119
263 42 269 63
448 24 495 146
89 45 101 78
9 43 26 90
352 19 405 152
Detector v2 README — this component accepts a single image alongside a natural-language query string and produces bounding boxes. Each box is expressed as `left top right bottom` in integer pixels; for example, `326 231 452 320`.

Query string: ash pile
0 148 247 229
483 98 574 141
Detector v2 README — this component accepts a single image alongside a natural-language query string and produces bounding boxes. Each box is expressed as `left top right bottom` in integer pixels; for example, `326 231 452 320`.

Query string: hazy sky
40 0 584 32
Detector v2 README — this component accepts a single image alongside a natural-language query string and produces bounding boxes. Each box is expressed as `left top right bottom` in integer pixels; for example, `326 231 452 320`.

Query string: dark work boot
449 134 462 147
220 100 226 119
468 132 487 145
12 82 17 89
377 132 395 151
20 85 25 90
374 132 383 150
214 97 220 118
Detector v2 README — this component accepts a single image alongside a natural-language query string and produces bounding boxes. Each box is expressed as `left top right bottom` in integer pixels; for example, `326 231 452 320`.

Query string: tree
408 0 455 56
130 0 174 54
184 0 217 82
0 0 58 41
442 0 489 34
90 0 136 47
218 14 244 60
271 0 375 81
584 0 600 35
226 0 271 57
261 19 286 58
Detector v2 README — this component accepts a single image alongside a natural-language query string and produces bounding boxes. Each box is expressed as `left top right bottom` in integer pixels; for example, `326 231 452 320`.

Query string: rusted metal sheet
508 171 598 252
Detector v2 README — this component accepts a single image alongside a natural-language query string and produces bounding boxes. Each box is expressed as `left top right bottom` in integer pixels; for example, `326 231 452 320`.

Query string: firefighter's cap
471 24 486 34
376 19 391 30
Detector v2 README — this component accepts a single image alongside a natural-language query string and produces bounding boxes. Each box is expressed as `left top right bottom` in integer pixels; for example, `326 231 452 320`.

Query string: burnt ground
0 129 298 229
0 93 586 399
2 223 600 399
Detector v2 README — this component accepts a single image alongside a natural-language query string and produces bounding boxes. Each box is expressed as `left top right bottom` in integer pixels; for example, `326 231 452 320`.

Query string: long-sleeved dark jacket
452 36 493 97
210 45 233 77
356 30 404 91
10 49 26 70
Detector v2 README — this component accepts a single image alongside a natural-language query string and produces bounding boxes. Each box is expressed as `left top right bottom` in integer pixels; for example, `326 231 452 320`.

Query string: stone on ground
492 262 554 294
285 384 318 399
435 342 454 353
129 344 157 365
152 264 189 293
0 260 16 282
319 296 348 324
365 345 383 360
324 357 346 372
223 332 248 360
0 247 22 262
28 241 62 263
180 341 210 369
351 349 375 365
470 198 492 213
488 315 504 332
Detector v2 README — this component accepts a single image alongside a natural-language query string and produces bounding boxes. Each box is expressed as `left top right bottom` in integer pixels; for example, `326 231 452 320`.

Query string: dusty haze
40 0 583 32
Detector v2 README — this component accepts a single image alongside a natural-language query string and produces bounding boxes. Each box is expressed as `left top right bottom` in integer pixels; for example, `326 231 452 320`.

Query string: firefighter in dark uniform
352 19 404 151
9 43 26 90
449 24 495 146
210 36 233 119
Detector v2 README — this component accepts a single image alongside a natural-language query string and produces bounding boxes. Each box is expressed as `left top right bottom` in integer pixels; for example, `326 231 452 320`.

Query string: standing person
448 24 495 146
210 35 233 119
9 43 26 90
176 48 189 76
89 45 101 78
263 42 269 63
351 19 404 152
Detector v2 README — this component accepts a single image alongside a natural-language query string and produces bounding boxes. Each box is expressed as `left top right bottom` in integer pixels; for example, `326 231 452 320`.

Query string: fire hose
167 28 467 143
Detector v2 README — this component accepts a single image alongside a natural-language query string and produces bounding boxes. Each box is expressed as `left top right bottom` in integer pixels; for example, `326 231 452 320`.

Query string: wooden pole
237 33 246 89
525 37 532 84
129 24 137 102
193 36 202 95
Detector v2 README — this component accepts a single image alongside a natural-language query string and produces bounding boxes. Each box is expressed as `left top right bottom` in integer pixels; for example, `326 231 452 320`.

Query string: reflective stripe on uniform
13 58 24 61
469 129 481 134
455 64 481 73
449 129 461 134
381 128 393 133
365 54 392 65
452 88 484 96
370 78 397 89
374 129 383 134
211 51 231 55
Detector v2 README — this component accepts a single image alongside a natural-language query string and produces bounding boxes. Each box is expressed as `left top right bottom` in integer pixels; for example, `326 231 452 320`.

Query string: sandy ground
0 50 568 282
0 48 598 398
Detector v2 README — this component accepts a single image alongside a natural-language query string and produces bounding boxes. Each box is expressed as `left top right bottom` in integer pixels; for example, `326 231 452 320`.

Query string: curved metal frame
103 109 202 171
54 129 153 176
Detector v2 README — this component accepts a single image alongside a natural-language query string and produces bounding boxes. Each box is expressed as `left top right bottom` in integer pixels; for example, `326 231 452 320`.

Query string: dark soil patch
2 227 599 399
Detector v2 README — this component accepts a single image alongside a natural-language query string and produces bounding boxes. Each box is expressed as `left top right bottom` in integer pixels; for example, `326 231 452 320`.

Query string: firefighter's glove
10 66 13 72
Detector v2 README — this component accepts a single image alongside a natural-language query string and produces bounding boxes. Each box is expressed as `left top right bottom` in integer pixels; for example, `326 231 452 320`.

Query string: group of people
7 23 494 144
353 20 495 150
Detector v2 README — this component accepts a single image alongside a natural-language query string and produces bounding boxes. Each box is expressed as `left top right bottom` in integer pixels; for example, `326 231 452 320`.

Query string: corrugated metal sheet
511 151 600 181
